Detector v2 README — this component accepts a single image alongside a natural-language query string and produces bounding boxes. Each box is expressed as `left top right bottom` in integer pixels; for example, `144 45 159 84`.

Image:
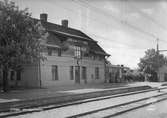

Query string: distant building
158 65 167 82
106 62 118 83
106 62 129 83
1 13 110 88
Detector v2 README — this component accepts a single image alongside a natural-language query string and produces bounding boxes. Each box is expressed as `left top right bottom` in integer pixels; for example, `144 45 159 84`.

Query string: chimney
61 19 68 27
40 13 48 22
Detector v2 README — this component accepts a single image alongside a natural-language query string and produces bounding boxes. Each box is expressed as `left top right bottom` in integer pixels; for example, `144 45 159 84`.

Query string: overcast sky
12 0 167 69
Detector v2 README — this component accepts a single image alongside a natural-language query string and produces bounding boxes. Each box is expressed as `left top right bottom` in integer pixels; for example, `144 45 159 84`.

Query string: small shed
158 65 167 82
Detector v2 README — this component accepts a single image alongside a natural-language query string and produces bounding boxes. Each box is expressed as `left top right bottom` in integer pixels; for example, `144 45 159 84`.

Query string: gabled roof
41 21 94 42
34 18 109 56
89 42 110 56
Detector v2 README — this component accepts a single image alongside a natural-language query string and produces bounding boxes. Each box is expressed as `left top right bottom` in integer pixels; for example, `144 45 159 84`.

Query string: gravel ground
113 99 167 118
7 88 167 118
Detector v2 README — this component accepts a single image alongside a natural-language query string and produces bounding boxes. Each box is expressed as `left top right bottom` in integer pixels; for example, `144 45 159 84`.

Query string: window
16 70 21 81
0 70 2 80
74 46 81 59
82 66 87 80
70 66 74 80
48 48 52 56
52 65 58 80
91 55 95 60
52 49 57 56
48 48 61 56
95 67 99 79
99 56 104 61
58 49 61 56
10 71 15 81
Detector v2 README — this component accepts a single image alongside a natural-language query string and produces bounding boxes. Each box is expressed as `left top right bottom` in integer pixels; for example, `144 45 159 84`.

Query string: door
75 66 80 83
82 66 87 84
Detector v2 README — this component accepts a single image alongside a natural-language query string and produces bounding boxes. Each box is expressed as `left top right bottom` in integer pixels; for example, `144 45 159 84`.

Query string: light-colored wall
1 53 105 88
40 54 105 87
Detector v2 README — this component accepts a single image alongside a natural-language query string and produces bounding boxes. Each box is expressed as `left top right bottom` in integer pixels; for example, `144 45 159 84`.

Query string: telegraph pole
156 38 167 82
156 38 160 81
156 38 159 66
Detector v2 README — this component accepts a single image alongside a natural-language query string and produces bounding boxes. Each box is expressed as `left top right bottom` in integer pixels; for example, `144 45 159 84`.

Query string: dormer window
47 48 61 56
48 48 52 56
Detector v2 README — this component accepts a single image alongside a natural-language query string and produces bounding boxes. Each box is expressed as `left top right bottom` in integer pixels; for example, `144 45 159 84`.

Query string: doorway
75 66 80 83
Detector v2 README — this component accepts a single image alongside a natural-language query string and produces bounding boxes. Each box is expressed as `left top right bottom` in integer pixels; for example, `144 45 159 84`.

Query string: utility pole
156 38 160 81
155 38 167 82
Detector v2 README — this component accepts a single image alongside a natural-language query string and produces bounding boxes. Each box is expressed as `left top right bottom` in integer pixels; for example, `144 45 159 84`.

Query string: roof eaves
42 44 61 48
47 30 96 42
93 51 110 56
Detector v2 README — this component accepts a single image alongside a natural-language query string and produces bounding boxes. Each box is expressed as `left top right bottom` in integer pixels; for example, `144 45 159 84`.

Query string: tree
0 0 45 92
138 48 167 81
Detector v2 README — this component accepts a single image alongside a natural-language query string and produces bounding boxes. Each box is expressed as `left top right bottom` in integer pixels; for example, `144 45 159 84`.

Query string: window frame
95 67 99 79
70 66 74 80
58 49 61 56
16 70 21 81
74 46 81 59
52 65 58 80
82 66 87 80
10 71 15 81
48 48 52 56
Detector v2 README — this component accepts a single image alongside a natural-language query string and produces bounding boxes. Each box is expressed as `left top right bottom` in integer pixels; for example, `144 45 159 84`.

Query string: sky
11 0 167 69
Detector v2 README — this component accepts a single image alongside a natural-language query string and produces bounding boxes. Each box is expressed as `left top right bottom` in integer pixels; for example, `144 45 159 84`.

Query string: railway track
1 87 167 118
68 90 167 118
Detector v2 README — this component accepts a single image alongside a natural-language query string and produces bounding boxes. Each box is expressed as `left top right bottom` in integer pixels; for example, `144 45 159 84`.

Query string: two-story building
4 13 110 88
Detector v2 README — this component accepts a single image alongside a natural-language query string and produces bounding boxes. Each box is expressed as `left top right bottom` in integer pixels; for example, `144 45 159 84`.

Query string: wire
123 21 157 38
57 0 166 51
129 3 167 31
74 0 167 43
51 1 115 30
47 1 155 49
128 3 167 44
83 30 149 50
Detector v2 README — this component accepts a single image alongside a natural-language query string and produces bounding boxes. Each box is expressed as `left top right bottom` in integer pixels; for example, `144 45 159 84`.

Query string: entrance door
75 66 80 83
82 66 87 84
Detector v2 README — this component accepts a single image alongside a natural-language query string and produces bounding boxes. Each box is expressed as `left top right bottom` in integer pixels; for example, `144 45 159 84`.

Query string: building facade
106 62 125 83
1 13 109 88
106 62 132 83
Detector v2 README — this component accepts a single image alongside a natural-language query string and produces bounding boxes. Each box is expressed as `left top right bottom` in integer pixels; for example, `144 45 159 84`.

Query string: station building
0 13 110 88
